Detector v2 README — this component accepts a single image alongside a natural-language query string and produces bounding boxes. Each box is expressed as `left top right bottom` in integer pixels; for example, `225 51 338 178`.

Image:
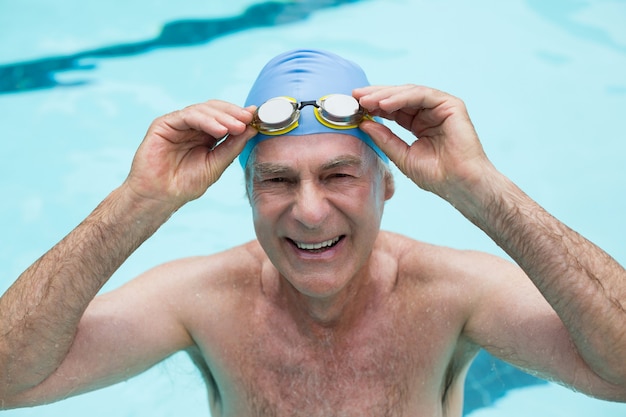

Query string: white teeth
295 236 340 250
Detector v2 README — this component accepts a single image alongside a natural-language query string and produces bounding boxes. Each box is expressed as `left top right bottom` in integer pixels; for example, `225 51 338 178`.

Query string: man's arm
0 100 257 407
0 185 171 405
355 84 626 399
454 165 626 396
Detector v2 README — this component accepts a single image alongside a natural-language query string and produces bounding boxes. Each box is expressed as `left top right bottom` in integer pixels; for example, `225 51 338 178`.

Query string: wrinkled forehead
251 132 374 169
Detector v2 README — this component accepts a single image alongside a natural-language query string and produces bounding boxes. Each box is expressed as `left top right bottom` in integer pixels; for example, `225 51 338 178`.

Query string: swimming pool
1 0 625 415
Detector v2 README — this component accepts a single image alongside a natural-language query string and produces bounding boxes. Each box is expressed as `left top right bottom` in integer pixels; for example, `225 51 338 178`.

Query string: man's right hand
125 100 257 210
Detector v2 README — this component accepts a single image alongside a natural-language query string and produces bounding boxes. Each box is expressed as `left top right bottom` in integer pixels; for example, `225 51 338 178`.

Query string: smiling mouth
292 236 343 252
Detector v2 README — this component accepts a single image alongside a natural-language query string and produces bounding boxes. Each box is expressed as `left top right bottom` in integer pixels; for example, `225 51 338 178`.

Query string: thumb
208 126 258 178
360 120 410 170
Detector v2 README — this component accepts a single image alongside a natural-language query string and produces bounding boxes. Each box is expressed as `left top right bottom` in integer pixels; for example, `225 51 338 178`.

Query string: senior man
1 49 625 416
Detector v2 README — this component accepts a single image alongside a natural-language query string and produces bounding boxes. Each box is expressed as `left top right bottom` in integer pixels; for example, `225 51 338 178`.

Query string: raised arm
355 84 626 400
0 100 257 407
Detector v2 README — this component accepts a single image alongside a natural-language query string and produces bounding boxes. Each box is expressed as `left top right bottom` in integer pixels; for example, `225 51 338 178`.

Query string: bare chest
206 302 465 417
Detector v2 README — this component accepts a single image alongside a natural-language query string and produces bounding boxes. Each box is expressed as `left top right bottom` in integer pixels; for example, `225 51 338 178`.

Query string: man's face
250 133 392 298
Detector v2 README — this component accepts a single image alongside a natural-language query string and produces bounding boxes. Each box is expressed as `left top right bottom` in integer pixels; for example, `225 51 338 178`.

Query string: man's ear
384 172 395 201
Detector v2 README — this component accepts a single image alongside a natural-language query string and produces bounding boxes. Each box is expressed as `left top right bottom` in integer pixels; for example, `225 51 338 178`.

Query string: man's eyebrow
253 162 293 177
321 155 364 171
252 155 364 177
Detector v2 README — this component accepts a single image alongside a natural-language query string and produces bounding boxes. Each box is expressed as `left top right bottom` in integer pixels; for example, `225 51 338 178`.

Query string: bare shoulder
155 240 266 286
375 230 531 329
377 230 519 283
134 240 268 301
106 240 268 333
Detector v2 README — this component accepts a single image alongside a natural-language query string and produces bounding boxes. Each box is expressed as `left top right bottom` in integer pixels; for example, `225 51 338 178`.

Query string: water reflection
0 0 360 94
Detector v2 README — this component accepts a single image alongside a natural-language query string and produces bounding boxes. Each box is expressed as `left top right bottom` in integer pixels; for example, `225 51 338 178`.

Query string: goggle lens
257 97 297 125
317 94 363 125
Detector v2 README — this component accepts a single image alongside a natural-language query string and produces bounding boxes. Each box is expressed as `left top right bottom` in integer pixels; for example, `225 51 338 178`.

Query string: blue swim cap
239 48 387 167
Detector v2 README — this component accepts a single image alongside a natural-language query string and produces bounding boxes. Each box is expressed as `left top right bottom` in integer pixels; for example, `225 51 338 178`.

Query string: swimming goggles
251 94 368 135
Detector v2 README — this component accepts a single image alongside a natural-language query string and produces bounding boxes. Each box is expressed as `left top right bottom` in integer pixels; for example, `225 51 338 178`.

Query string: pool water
1 1 625 416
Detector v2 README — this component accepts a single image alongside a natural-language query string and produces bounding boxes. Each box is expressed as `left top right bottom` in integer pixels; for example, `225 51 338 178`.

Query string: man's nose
291 181 330 229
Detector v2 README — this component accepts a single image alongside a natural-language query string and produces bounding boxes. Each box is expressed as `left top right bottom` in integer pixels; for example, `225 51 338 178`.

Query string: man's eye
329 173 353 179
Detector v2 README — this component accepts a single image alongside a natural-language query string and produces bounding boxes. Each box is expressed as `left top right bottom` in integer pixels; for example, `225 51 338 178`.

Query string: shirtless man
1 49 625 416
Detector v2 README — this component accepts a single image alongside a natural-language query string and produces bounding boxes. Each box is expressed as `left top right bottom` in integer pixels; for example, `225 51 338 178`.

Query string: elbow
0 395 19 411
0 388 24 410
0 390 40 411
591 383 626 403
0 380 41 410
588 364 626 402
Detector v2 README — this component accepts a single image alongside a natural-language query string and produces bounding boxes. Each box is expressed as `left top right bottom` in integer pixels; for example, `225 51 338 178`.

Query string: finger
191 102 254 138
358 85 464 138
354 85 417 113
356 84 449 115
353 84 388 99
359 119 410 169
207 125 258 176
161 101 254 142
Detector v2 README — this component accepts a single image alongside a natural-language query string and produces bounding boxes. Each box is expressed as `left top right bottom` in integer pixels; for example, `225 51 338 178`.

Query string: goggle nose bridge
298 100 319 110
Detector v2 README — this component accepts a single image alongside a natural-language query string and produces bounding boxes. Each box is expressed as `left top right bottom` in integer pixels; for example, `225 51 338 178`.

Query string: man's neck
276 269 378 342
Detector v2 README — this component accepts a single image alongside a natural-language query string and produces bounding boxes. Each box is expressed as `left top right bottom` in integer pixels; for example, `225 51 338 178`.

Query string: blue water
1 0 625 416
